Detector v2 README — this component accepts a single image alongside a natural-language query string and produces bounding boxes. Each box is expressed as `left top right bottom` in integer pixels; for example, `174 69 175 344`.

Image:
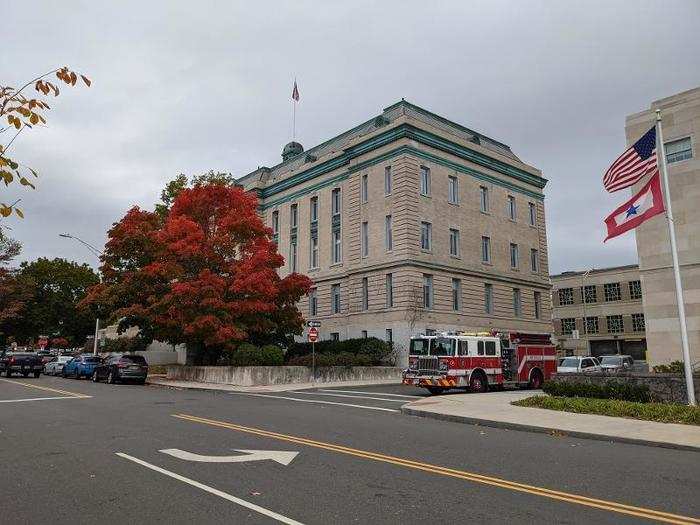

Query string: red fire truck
402 331 556 395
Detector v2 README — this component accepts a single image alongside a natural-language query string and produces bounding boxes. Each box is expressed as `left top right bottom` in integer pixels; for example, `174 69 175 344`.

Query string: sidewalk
401 390 700 452
146 376 400 393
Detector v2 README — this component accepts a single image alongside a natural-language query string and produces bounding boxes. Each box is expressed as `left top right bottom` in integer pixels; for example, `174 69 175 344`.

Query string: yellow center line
173 413 699 525
0 378 91 399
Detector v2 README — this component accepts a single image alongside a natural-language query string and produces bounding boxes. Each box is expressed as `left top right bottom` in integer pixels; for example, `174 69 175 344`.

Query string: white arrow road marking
159 448 299 466
116 453 304 525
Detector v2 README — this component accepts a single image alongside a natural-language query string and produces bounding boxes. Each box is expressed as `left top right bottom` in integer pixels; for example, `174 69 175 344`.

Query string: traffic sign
308 327 319 342
307 320 321 328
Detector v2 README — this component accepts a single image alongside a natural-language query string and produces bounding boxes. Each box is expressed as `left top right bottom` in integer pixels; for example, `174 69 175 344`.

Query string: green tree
155 171 236 219
0 232 33 345
9 258 99 345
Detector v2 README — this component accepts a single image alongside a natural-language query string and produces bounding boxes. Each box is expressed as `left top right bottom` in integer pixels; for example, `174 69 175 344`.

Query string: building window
452 278 461 311
385 215 393 251
448 175 459 204
310 197 318 223
479 186 489 213
361 221 369 258
309 235 319 269
272 211 279 237
331 284 341 314
528 202 536 226
607 315 623 333
384 166 392 195
361 330 368 338
481 236 491 263
449 228 460 257
361 277 369 311
289 241 297 272
604 282 621 302
585 316 599 334
386 273 393 308
385 328 393 343
508 195 516 221
484 284 494 314
510 243 519 269
361 174 368 204
530 248 538 273
290 203 298 229
423 274 433 309
665 137 692 164
513 288 522 317
632 313 645 332
332 188 341 216
534 291 541 320
420 221 432 251
629 280 642 300
330 332 340 342
308 288 317 317
582 285 597 304
561 318 576 335
332 230 342 264
558 288 574 305
420 166 431 196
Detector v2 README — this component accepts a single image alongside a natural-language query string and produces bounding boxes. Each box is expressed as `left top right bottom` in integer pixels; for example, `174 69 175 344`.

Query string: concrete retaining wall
134 351 180 366
552 372 700 404
165 365 403 386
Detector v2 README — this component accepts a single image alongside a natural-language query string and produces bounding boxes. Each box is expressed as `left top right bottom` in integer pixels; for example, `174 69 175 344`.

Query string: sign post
307 323 319 383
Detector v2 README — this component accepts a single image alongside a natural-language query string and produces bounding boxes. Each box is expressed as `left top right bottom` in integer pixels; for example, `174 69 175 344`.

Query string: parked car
44 355 74 376
599 354 634 373
92 354 148 384
557 356 602 374
0 352 43 378
62 354 102 379
37 351 54 365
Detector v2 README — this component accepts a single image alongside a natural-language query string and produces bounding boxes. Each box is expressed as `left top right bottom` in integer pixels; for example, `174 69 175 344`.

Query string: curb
400 406 700 453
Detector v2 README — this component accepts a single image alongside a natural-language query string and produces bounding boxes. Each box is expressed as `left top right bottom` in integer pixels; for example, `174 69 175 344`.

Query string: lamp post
59 233 103 355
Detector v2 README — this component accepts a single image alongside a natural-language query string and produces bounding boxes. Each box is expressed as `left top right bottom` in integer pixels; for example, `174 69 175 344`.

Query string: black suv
91 354 148 384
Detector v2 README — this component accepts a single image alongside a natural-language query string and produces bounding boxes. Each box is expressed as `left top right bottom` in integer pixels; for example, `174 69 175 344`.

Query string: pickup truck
0 352 43 378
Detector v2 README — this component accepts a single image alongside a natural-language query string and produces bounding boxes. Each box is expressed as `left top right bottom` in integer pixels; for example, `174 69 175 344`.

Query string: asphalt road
1 376 698 524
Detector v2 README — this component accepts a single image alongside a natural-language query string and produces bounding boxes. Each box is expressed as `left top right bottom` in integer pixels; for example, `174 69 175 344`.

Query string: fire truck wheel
426 386 445 395
529 369 544 389
469 371 488 393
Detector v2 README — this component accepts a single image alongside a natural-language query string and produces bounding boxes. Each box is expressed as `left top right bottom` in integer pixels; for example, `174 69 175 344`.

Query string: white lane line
317 389 423 399
229 392 399 413
0 396 91 403
293 391 405 403
116 453 305 525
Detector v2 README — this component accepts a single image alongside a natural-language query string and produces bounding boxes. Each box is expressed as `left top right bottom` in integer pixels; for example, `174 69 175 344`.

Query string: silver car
599 355 634 373
44 355 74 376
557 356 602 374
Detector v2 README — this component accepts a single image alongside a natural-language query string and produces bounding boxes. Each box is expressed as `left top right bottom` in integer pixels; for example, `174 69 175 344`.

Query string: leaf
0 206 11 217
70 72 77 85
30 113 39 125
20 177 36 189
14 207 24 218
81 75 92 87
29 167 39 178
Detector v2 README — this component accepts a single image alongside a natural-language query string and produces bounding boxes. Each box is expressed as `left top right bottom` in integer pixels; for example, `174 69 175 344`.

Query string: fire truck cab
402 331 556 395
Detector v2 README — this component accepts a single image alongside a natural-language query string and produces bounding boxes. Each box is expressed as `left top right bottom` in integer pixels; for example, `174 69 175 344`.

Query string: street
1 377 698 524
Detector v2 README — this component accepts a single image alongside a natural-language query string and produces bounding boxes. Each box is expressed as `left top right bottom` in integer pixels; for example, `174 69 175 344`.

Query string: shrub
652 361 686 374
543 380 651 403
228 343 284 366
285 337 392 365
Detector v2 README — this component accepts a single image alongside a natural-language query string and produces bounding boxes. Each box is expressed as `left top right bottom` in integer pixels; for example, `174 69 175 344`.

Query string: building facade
626 87 700 368
551 265 647 359
238 101 552 365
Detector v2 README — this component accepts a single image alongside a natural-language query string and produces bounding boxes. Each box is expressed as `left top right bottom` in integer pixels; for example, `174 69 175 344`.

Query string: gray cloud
3 0 699 273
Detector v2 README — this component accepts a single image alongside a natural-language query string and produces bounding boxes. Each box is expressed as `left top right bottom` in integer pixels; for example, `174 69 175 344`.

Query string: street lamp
59 232 103 355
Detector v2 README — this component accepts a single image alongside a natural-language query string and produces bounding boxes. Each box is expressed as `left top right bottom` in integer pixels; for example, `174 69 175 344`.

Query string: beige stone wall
627 87 700 367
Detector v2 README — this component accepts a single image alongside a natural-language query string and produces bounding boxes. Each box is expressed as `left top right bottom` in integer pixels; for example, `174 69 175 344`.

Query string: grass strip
512 395 700 426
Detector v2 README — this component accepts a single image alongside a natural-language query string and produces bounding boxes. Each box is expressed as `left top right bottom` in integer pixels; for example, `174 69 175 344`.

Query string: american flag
603 125 657 193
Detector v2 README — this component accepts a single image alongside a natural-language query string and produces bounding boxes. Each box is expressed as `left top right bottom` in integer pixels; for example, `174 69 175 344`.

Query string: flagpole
656 109 696 405
292 77 297 140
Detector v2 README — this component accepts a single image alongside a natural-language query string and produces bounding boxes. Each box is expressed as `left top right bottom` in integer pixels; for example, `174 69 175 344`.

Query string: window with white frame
332 188 341 216
361 330 367 339
480 186 489 213
332 230 342 264
530 248 538 272
484 283 494 314
452 278 461 311
582 285 597 303
361 221 369 258
632 313 645 332
423 274 433 309
384 166 392 195
385 273 393 308
534 291 541 319
449 228 460 257
528 202 536 226
607 315 623 333
272 211 279 238
331 284 341 314
308 288 317 317
629 280 642 300
290 203 298 229
330 332 340 341
481 236 491 263
361 174 368 204
585 316 599 334
361 277 368 311
513 288 522 317
385 215 393 251
309 235 319 269
448 175 459 204
385 328 393 343
310 196 318 223
604 282 621 302
561 318 576 335
507 195 516 221
665 137 692 164
558 287 574 305
510 243 519 269
289 241 297 272
420 166 431 196
420 221 432 251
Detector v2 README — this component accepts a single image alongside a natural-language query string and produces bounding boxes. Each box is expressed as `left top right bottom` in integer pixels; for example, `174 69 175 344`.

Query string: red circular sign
308 327 319 342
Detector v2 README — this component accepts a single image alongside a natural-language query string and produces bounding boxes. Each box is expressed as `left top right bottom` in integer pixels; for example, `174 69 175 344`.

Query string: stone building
626 87 700 368
551 265 647 359
237 100 552 365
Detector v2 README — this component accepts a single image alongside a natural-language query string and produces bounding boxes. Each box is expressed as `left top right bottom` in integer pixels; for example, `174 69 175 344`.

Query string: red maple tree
83 184 311 363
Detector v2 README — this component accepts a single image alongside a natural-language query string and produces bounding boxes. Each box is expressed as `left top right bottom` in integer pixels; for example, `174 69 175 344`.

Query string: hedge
285 337 393 365
222 344 284 366
543 380 652 403
513 395 700 426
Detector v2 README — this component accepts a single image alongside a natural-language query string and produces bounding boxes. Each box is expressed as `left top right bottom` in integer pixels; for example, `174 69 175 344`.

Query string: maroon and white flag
603 126 657 193
292 80 299 102
604 172 665 241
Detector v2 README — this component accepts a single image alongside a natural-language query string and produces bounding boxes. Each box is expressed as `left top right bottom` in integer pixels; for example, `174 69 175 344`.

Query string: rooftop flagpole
656 109 696 405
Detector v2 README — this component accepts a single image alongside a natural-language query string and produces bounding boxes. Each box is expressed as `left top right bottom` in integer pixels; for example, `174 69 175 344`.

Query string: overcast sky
3 0 699 274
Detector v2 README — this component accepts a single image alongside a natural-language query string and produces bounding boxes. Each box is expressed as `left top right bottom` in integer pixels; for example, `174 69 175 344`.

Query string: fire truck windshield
431 337 455 356
409 338 431 356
